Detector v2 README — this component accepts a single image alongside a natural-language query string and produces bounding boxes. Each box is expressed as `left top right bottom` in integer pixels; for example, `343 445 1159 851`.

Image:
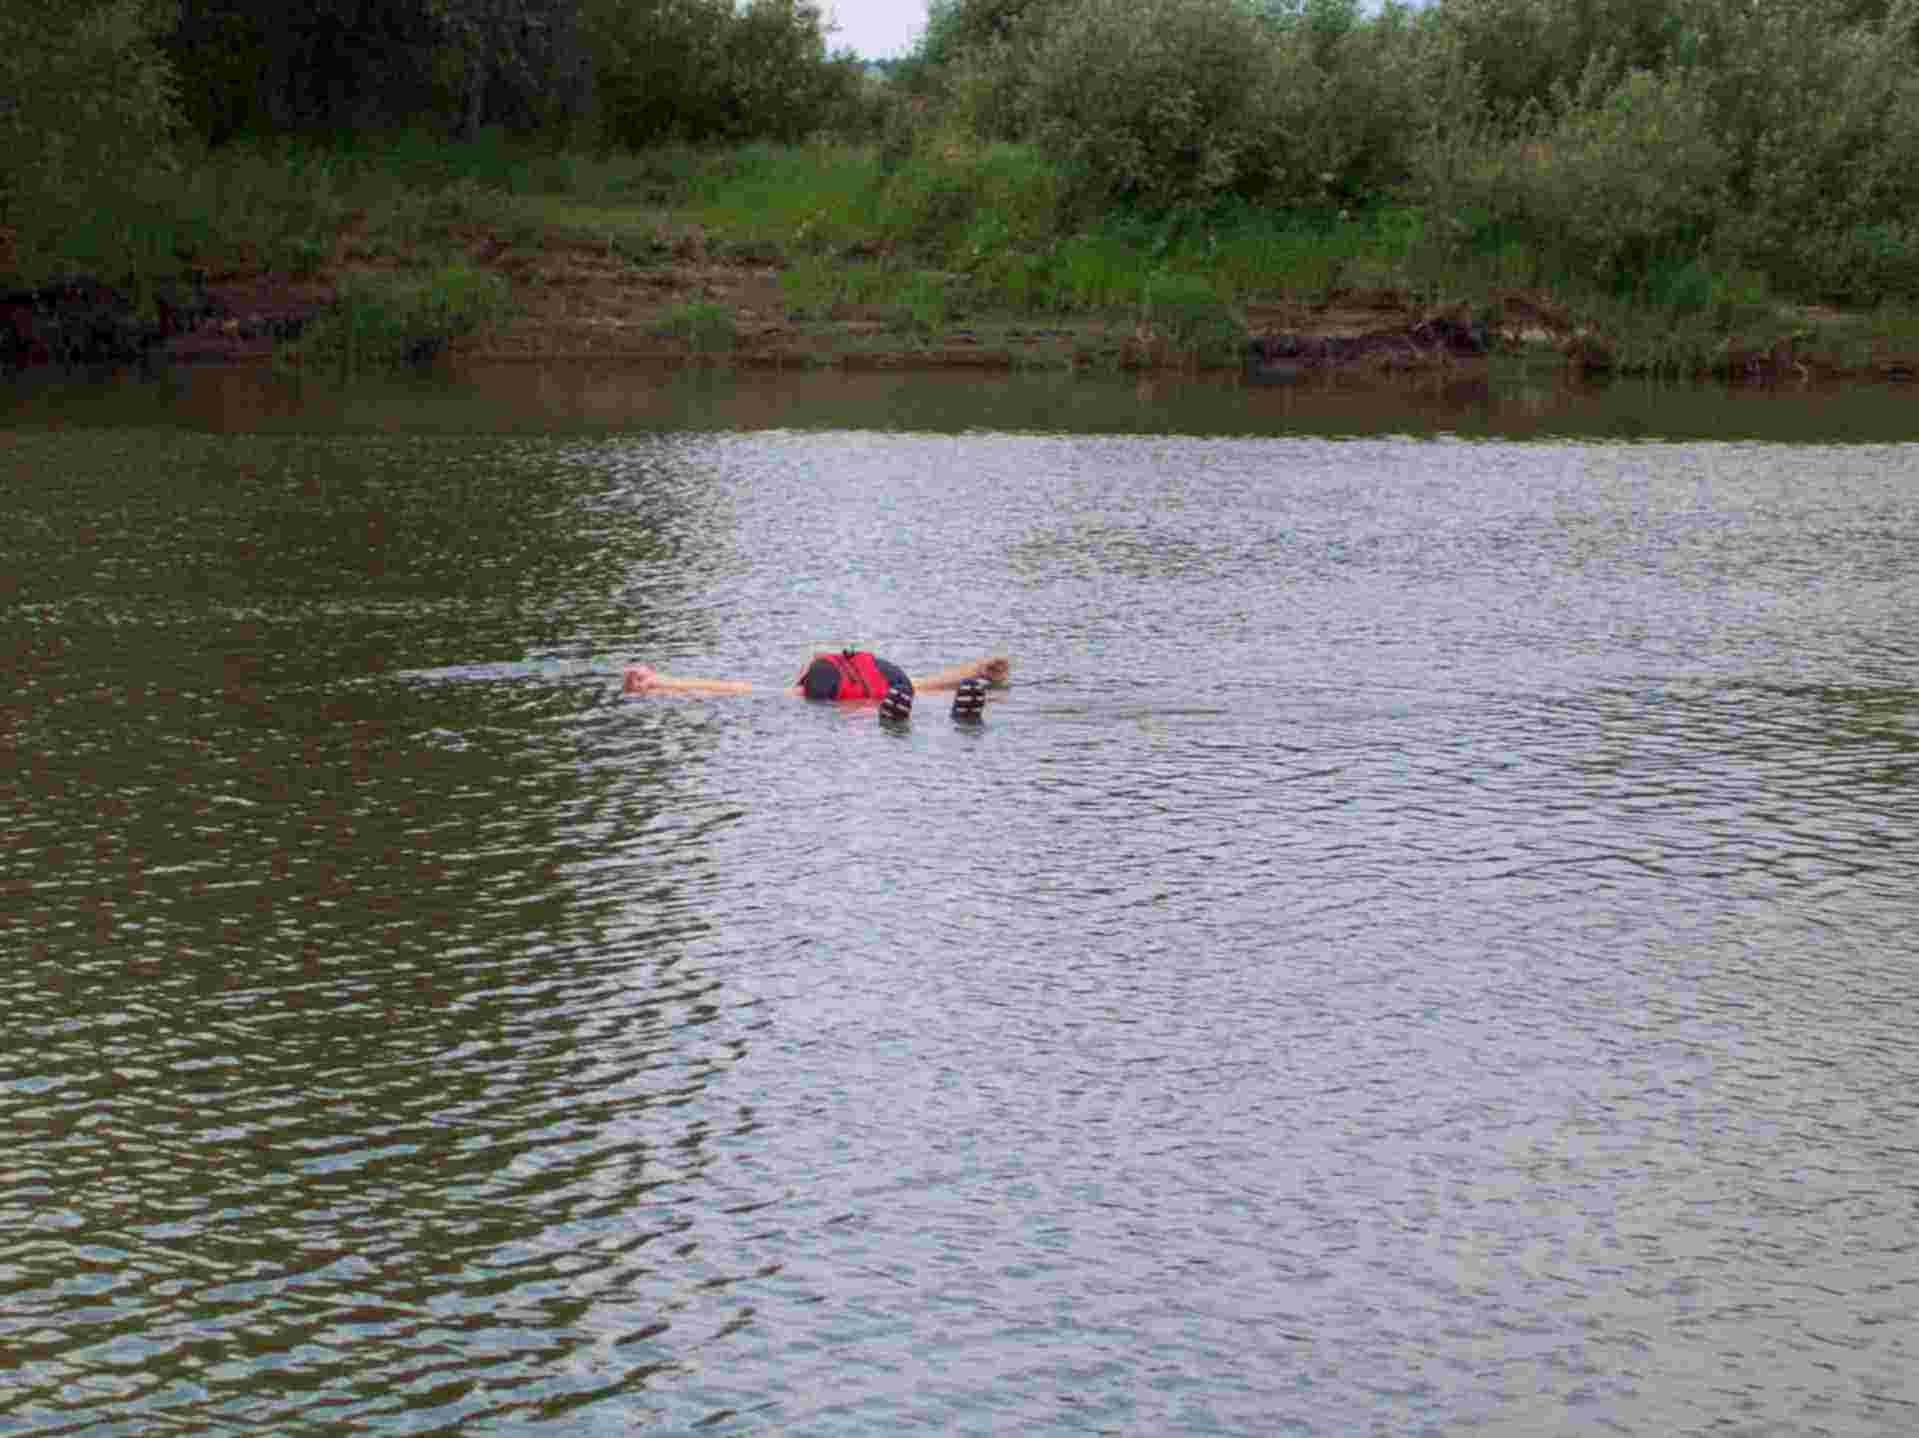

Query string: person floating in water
623 649 1007 721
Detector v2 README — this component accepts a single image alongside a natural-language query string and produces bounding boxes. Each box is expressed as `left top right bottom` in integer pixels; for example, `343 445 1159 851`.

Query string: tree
1018 0 1278 208
587 0 861 146
0 0 182 272
1423 0 1683 117
432 0 594 142
162 0 443 136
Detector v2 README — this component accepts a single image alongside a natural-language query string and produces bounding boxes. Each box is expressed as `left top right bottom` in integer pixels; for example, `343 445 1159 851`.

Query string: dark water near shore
4 366 1918 1435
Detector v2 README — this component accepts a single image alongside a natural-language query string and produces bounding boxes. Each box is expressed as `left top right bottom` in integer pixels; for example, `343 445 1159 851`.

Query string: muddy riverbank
6 225 1916 384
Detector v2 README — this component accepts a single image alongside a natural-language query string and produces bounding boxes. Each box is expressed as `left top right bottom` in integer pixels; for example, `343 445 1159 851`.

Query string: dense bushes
5 0 1917 318
1018 0 1277 210
1428 0 1683 118
1683 0 1919 299
0 0 874 285
151 0 866 149
900 0 1919 307
1402 0 1919 303
0 0 183 280
1258 1 1457 206
588 0 870 148
898 0 1455 212
1426 65 1730 291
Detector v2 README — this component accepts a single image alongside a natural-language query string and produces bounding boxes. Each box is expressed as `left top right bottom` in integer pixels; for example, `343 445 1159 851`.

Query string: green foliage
776 255 843 315
586 0 869 148
1401 0 1919 305
1042 233 1142 310
292 261 512 372
145 0 870 152
680 142 882 252
1814 223 1919 306
162 0 271 144
1208 219 1345 297
1682 0 1919 299
1423 0 1682 118
1139 270 1242 355
0 0 184 282
1415 63 1727 292
912 0 1448 213
362 177 499 252
908 0 1076 141
720 0 856 142
12 0 1919 362
1017 0 1278 210
773 184 1386 328
891 271 956 334
776 254 916 314
161 0 449 139
919 0 1069 67
876 141 1065 258
652 299 738 351
576 0 727 145
158 0 597 143
1257 1 1456 205
1562 279 1803 377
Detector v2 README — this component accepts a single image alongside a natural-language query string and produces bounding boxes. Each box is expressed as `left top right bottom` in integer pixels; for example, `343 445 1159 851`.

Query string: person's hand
975 655 1010 686
623 663 659 694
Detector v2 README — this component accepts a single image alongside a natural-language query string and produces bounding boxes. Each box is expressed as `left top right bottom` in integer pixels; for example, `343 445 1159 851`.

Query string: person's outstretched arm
624 665 789 696
910 654 1010 692
625 654 1008 698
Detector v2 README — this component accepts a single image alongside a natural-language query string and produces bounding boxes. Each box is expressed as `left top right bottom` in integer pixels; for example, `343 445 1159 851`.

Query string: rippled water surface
4 370 1918 1436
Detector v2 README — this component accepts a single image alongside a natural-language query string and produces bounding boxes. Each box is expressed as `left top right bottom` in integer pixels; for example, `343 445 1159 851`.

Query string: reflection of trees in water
1 428 762 1432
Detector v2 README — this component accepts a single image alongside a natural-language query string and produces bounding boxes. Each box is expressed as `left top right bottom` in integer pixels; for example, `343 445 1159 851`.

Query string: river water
4 365 1917 1436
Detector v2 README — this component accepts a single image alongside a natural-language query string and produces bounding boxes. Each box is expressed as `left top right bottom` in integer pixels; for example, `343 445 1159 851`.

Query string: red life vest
813 649 890 700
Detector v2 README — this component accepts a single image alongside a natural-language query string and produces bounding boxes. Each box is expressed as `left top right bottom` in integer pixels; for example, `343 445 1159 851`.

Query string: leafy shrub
1140 269 1241 354
294 262 510 371
1423 0 1682 119
0 0 183 283
1688 0 1919 300
909 0 1077 141
587 0 865 147
892 271 956 334
680 142 880 253
1805 222 1919 306
918 0 1073 69
652 299 738 352
365 178 502 253
1207 208 1358 297
1043 232 1145 310
877 140 1064 259
1422 63 1727 289
1017 0 1279 211
1256 0 1450 205
777 256 843 316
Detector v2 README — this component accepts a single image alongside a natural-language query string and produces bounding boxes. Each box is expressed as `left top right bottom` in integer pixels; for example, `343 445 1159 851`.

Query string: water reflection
3 428 773 1429
4 412 1918 1435
4 359 1917 440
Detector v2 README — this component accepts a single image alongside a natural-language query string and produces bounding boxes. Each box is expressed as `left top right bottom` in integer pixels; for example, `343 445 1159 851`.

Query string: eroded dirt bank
6 225 1916 384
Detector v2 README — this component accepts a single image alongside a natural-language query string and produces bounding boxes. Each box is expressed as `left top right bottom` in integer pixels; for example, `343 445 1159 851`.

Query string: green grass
1139 270 1242 357
650 299 738 353
290 262 512 374
1867 306 1919 350
891 271 956 336
679 142 884 254
513 200 676 263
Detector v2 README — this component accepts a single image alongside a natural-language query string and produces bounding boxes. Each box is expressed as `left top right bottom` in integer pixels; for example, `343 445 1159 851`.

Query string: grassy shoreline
6 137 1918 383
